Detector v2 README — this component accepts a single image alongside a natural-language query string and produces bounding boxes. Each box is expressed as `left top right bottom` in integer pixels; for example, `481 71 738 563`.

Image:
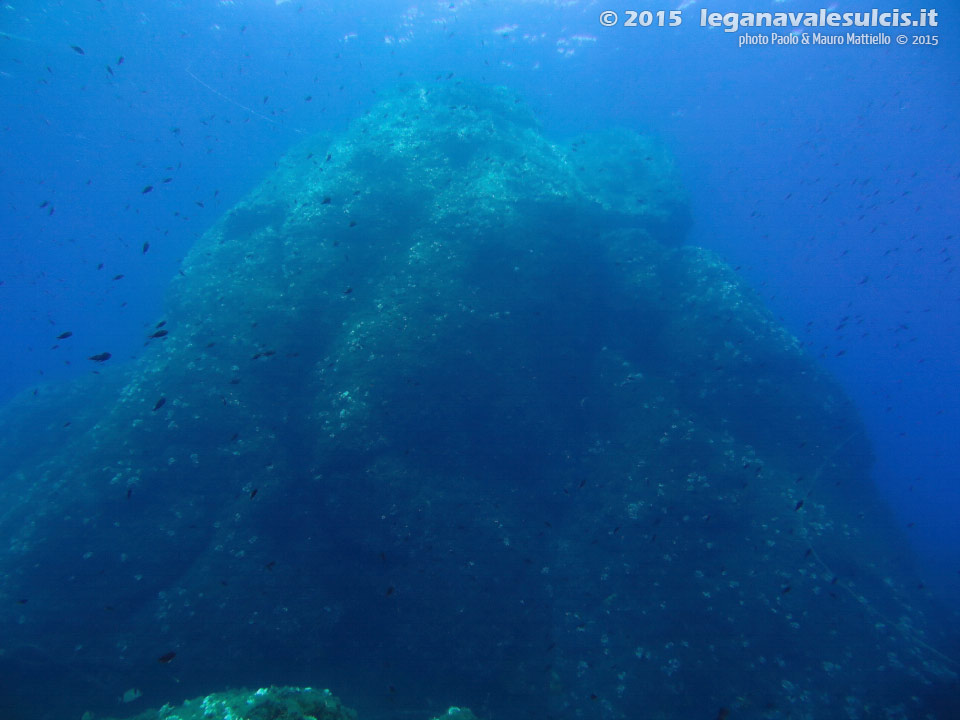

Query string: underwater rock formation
99 686 357 720
0 84 956 720
98 687 477 720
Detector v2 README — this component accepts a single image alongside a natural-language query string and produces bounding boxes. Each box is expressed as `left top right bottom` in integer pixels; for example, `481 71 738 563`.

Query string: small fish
113 274 124 280
70 45 85 55
106 65 114 76
142 241 150 254
794 500 804 511
343 287 353 294
117 56 124 65
142 185 153 194
153 397 166 411
120 688 142 704
157 651 176 664
88 352 112 362
149 329 168 339
385 586 395 596
56 331 73 340
250 488 258 499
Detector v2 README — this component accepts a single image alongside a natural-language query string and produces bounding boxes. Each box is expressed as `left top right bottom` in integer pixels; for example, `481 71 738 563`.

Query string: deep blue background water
2 0 958 668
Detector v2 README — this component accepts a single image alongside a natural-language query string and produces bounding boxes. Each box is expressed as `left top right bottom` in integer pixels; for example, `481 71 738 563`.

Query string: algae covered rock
99 687 355 720
0 82 955 720
429 709 480 720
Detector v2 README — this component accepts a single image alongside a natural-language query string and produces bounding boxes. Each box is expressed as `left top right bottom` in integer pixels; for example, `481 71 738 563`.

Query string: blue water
1 1 959 719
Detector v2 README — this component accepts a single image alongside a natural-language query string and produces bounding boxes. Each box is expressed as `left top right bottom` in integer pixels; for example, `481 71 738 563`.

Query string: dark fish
149 329 168 339
321 196 331 204
250 488 258 499
39 200 49 208
157 651 176 664
126 488 132 499
156 321 166 328
265 561 275 570
142 185 153 194
88 352 111 362
117 56 124 65
343 287 353 294
794 500 804 511
781 585 792 594
113 274 124 280
70 45 85 55
142 241 150 254
385 586 395 596
106 65 113 76
57 331 73 340
153 397 166 411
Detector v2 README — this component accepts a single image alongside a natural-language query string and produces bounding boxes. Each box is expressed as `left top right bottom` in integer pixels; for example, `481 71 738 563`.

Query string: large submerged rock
0 84 956 720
